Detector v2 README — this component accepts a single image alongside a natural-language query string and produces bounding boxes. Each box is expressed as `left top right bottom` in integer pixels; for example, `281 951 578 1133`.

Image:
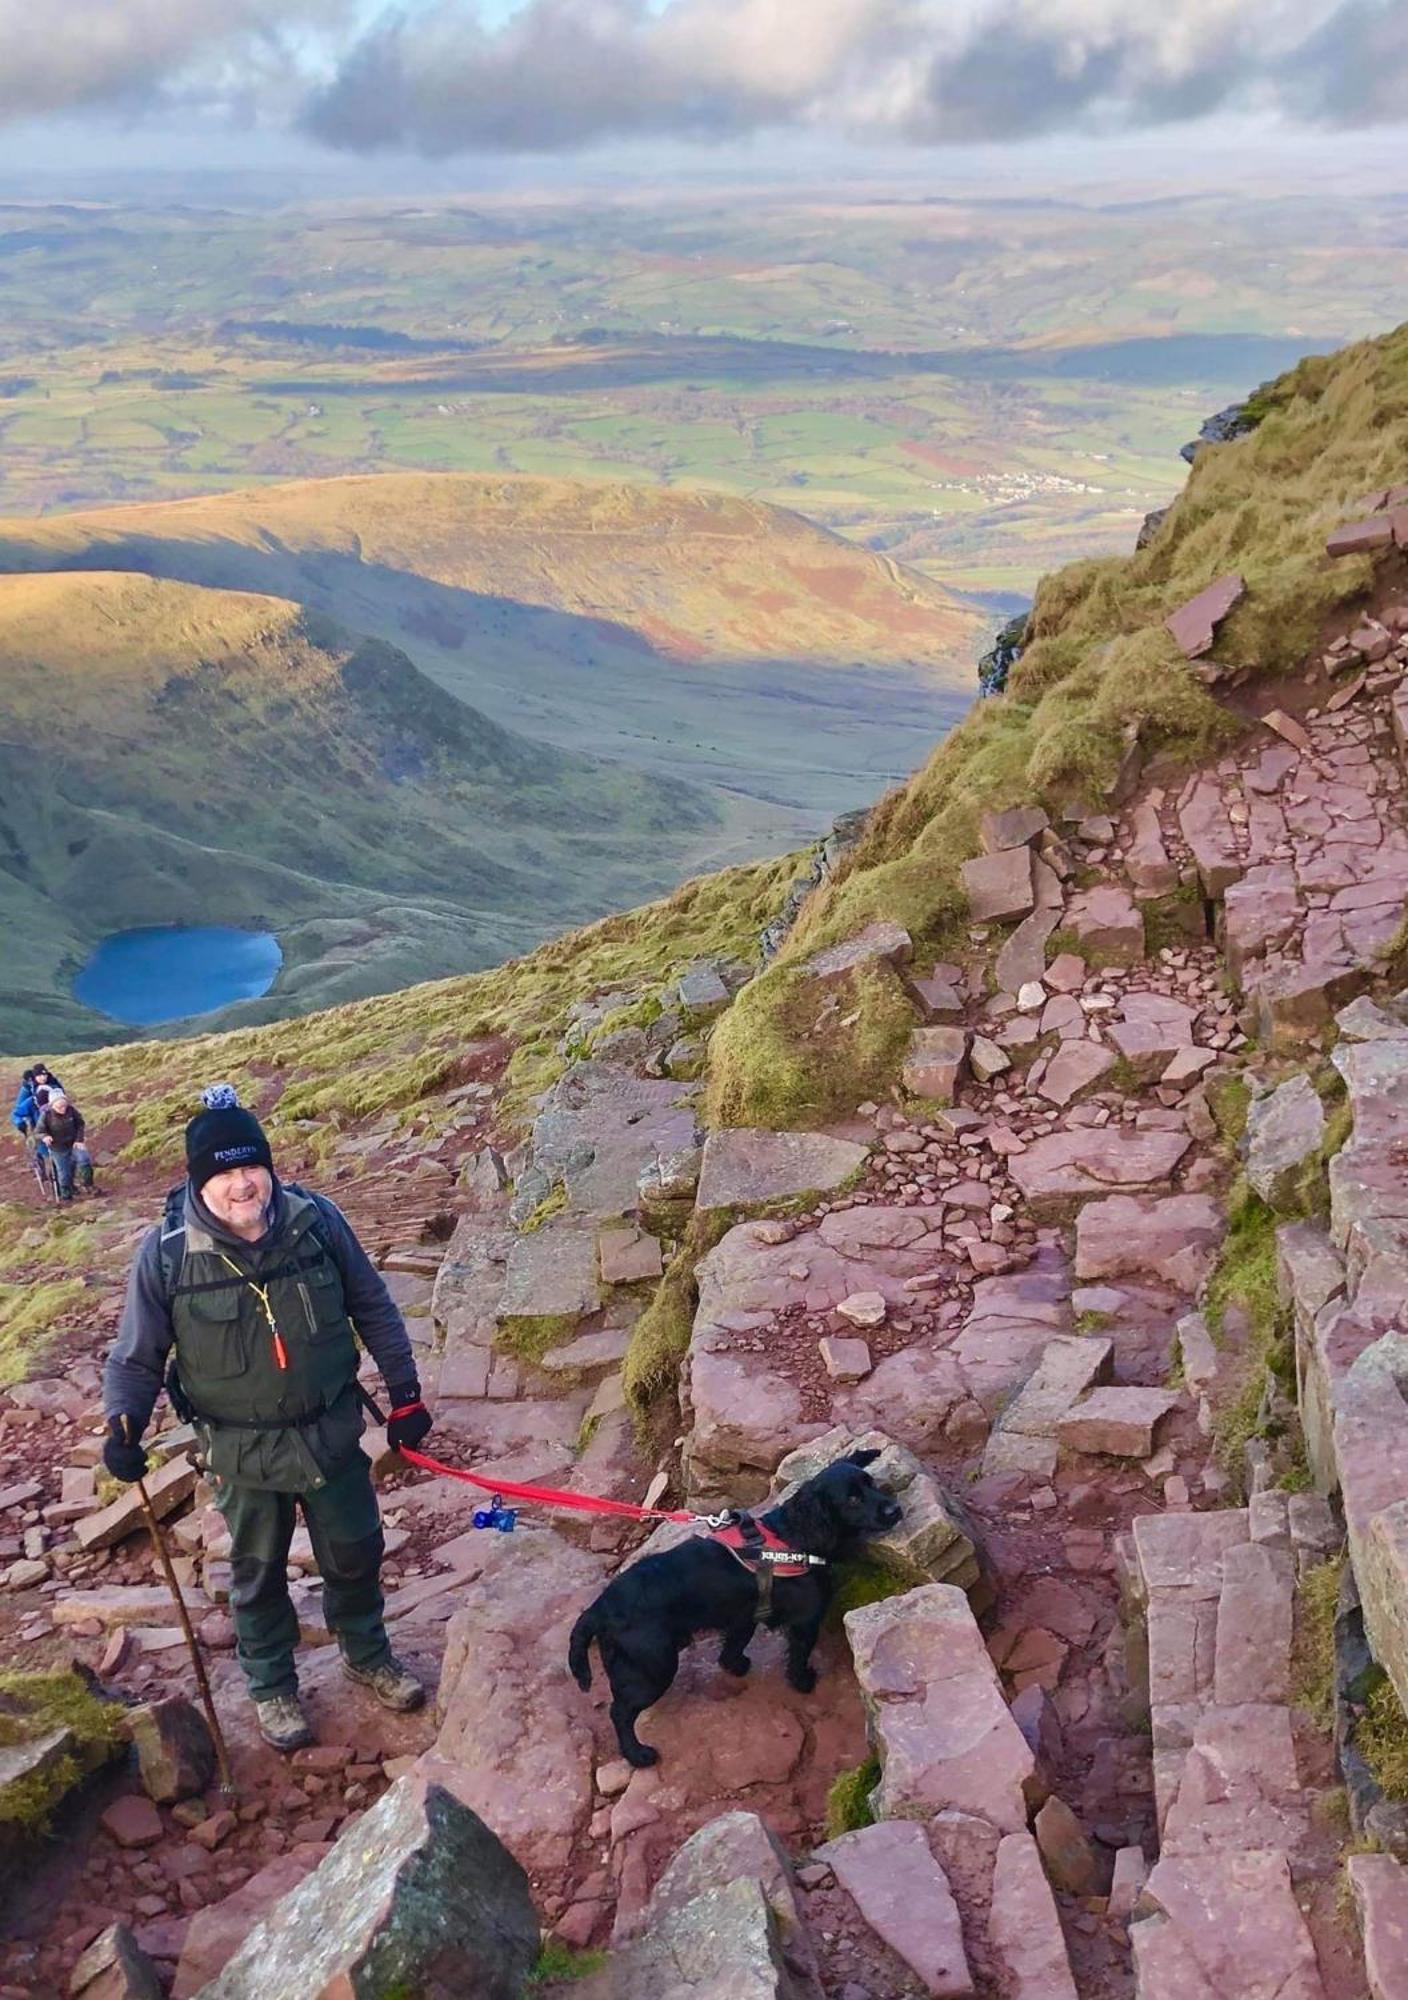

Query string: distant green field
0 186 1402 595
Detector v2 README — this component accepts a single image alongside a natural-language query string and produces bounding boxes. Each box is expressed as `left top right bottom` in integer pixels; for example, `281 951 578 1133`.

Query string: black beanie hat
185 1089 273 1193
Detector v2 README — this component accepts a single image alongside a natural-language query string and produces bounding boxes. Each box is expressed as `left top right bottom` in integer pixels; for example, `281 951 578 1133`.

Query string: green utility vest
165 1187 364 1492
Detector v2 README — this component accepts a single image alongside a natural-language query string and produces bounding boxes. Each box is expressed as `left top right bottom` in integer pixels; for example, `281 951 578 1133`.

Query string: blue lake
74 927 282 1026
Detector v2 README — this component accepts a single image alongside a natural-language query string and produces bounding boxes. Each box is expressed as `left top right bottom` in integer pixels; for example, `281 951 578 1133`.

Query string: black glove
103 1414 149 1484
386 1390 432 1453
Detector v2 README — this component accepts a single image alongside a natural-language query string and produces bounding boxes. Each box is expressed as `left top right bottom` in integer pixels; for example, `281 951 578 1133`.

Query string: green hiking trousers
214 1448 390 1703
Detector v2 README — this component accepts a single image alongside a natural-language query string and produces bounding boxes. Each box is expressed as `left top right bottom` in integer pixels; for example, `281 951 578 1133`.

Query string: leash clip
694 1510 735 1531
472 1494 517 1533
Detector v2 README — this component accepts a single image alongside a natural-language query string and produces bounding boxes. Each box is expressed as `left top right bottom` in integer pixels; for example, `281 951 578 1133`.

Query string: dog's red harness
710 1512 826 1580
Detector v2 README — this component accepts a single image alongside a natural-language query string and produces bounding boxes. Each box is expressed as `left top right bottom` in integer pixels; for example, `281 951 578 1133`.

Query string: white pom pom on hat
200 1082 241 1111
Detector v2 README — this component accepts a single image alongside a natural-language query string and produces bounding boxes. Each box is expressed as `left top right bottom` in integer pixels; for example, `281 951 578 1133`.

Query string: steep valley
0 475 981 1050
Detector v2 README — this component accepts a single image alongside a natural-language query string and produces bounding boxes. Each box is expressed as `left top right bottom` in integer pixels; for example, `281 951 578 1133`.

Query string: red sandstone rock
1164 573 1244 659
818 1820 974 1996
1057 1387 1182 1457
961 847 1037 923
1074 1193 1223 1291
100 1796 164 1850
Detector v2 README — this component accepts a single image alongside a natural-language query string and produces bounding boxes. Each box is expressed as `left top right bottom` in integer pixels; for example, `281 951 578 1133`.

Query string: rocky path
10 605 1408 1995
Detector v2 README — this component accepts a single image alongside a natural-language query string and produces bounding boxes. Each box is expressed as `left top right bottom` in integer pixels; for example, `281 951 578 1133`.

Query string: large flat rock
1131 1850 1327 1999
1008 1129 1191 1215
527 1060 699 1218
496 1221 600 1325
817 1820 973 1997
1074 1193 1223 1292
425 1531 608 1882
846 1584 1035 1832
696 1129 869 1214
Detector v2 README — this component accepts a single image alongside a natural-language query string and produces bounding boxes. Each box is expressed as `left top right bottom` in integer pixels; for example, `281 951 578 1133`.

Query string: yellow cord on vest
217 1254 290 1371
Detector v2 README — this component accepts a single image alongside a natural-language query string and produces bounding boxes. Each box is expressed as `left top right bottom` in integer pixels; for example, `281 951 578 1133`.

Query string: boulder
75 1453 198 1553
173 1849 332 1997
675 962 733 1020
996 910 1062 997
774 1430 980 1593
981 806 1049 853
817 1819 973 1996
638 1140 704 1206
1212 1541 1295 1707
1126 802 1180 897
1033 1794 1102 1896
1058 1388 1182 1457
496 1221 599 1325
646 1811 823 1998
908 968 967 1023
1327 516 1395 557
1074 1194 1223 1292
127 1696 215 1805
801 921 913 981
597 1225 664 1286
695 1129 868 1214
1245 1074 1325 1213
961 848 1037 924
196 1777 539 2000
819 1337 872 1383
69 1923 162 2000
577 1876 809 1999
1064 884 1144 962
970 1036 1011 1084
846 1584 1035 1829
904 1027 970 1104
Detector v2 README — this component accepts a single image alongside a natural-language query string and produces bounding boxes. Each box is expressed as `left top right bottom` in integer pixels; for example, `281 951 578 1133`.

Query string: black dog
568 1449 902 1767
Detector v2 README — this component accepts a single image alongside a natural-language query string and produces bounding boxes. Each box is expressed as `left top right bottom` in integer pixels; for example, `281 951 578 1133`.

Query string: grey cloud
302 0 1408 154
0 0 346 123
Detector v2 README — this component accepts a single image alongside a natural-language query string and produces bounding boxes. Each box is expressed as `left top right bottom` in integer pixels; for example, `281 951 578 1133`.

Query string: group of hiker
10 1061 94 1200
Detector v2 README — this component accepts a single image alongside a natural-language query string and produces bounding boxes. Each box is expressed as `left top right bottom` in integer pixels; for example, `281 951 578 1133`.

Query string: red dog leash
358 1385 708 1526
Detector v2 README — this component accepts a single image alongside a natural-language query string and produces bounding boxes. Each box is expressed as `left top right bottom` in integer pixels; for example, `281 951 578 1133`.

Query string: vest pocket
299 1265 348 1341
179 1288 248 1379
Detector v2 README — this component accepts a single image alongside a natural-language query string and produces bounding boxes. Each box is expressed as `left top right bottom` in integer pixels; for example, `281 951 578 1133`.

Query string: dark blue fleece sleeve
103 1227 174 1432
310 1194 420 1398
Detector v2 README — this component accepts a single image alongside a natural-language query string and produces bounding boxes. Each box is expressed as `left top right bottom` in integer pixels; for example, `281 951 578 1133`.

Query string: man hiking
36 1090 93 1201
11 1063 64 1138
100 1084 434 1752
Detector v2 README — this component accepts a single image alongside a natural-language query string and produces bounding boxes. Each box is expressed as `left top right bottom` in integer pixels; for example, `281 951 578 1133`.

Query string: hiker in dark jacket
101 1084 435 1752
11 1064 64 1136
37 1091 91 1200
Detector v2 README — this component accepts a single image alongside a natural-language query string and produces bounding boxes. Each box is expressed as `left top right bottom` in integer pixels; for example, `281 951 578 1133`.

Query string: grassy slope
0 472 981 674
708 319 1408 1125
41 320 1408 1197
0 569 723 1052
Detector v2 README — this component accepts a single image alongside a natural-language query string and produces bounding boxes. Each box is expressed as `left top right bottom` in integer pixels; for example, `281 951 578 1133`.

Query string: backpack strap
157 1184 187 1298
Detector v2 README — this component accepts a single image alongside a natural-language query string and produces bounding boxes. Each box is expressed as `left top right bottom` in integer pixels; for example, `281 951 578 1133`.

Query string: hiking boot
255 1694 314 1753
341 1652 425 1712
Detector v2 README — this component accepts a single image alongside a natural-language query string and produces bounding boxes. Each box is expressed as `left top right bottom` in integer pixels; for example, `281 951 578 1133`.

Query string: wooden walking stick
137 1476 236 1798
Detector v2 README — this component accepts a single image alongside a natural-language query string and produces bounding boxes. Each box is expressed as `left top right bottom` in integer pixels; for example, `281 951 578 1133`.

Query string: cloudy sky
0 0 1404 176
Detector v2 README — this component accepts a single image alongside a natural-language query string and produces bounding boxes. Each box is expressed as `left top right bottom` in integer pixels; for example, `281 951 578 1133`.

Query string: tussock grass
707 958 914 1130
1359 1676 1408 1801
1293 1559 1343 1733
824 1755 880 1840
0 1278 85 1387
0 1669 125 1830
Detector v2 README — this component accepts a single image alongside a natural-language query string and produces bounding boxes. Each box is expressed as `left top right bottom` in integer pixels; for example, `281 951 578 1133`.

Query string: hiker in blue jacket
11 1063 63 1136
101 1084 434 1753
